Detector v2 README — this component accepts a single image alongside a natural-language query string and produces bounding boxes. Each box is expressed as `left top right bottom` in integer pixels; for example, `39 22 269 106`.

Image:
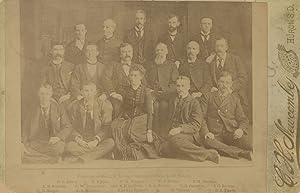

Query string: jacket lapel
190 60 203 91
79 101 86 129
211 56 218 85
60 63 69 89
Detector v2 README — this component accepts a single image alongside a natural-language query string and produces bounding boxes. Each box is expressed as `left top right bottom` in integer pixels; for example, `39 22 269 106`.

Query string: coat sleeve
200 63 213 94
145 88 153 130
56 105 73 141
102 64 116 95
235 96 249 134
180 100 209 135
70 66 82 98
232 56 248 92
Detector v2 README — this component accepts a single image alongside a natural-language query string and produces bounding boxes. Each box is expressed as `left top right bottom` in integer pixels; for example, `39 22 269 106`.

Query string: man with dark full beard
157 14 186 69
147 43 179 138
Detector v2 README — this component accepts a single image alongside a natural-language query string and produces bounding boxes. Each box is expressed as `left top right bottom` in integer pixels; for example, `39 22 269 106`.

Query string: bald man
124 10 155 67
96 19 122 65
65 24 89 65
147 43 179 137
179 41 212 112
190 17 217 60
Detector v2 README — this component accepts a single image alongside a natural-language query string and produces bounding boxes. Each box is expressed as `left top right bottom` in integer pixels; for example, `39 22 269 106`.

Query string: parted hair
129 64 146 76
176 76 190 85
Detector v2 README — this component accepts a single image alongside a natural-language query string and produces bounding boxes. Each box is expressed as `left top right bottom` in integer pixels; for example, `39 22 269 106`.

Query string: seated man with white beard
146 43 179 138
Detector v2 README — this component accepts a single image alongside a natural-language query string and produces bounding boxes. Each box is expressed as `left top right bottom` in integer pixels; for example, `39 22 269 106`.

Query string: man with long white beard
147 43 179 138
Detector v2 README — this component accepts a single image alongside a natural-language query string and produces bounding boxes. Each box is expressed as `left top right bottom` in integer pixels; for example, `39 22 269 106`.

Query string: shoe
239 151 252 161
207 149 220 164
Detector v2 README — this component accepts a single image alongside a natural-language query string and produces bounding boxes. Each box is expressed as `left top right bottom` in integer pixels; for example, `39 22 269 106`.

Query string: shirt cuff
95 135 102 143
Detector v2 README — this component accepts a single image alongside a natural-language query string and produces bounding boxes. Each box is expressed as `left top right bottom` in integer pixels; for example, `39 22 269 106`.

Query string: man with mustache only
41 42 74 105
147 43 179 137
158 14 186 69
96 19 122 65
179 41 212 112
65 24 89 65
124 10 155 68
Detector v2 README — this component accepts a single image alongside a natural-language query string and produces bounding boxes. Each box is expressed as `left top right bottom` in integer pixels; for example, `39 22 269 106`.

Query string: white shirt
122 64 130 77
201 31 210 42
75 39 85 50
216 53 227 68
135 26 144 38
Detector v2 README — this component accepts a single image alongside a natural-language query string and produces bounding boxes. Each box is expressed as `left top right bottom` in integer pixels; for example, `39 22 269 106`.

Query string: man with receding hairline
179 41 212 112
124 10 155 67
96 19 122 65
65 24 89 65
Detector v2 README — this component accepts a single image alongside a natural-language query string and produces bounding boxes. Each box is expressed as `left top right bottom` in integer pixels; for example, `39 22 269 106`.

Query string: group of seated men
21 10 252 164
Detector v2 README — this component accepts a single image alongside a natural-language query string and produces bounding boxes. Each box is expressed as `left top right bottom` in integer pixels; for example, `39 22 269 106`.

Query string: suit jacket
205 91 249 135
179 58 212 95
96 36 122 65
123 25 155 65
147 60 179 94
70 99 111 140
209 53 248 93
65 40 88 65
190 32 216 59
71 61 106 98
167 93 209 142
157 31 186 62
22 99 72 144
41 61 74 94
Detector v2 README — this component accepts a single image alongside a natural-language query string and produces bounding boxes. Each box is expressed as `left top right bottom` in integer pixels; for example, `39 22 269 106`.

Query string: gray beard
155 55 166 65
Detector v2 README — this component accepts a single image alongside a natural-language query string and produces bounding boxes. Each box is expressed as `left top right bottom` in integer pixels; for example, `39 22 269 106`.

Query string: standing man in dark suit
161 76 220 163
179 41 212 112
41 42 74 104
157 14 186 69
191 17 216 60
65 82 115 162
22 84 72 164
96 19 122 65
208 37 249 116
124 10 155 68
70 44 112 114
204 71 252 159
147 43 179 136
65 24 88 66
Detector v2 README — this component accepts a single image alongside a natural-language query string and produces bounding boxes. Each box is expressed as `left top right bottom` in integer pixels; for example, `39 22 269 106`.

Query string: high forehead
168 16 179 22
103 19 115 27
187 41 199 49
39 87 52 93
52 45 64 50
75 24 86 30
216 38 227 45
176 78 190 85
219 75 232 82
82 84 97 89
156 43 167 50
135 11 146 18
120 45 133 51
86 44 98 50
201 17 213 23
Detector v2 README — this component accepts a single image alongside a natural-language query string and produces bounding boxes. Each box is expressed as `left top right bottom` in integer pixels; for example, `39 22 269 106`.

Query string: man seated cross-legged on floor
65 82 115 163
204 71 252 160
22 84 72 164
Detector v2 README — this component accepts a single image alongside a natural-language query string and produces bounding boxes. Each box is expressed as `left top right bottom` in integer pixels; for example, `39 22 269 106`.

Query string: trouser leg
167 133 219 163
65 138 115 161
